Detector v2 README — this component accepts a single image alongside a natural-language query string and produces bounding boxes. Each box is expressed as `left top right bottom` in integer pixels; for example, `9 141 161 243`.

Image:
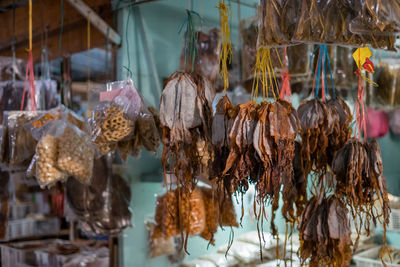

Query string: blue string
322 46 328 98
178 10 201 72
323 45 336 98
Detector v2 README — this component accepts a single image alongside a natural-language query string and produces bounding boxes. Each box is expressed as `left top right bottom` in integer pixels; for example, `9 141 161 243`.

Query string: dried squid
159 71 215 251
326 97 352 165
332 138 389 244
297 99 330 175
160 71 215 188
222 100 259 195
253 100 299 235
299 195 352 267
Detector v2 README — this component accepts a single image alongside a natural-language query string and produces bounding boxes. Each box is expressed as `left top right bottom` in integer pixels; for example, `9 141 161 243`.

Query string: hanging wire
11 0 16 83
124 5 133 78
59 0 64 105
178 10 200 72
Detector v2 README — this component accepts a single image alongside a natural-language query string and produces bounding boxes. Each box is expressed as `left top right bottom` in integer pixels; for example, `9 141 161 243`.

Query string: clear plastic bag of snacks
57 123 94 185
88 79 142 154
152 187 206 241
257 0 299 48
350 0 400 36
4 111 44 170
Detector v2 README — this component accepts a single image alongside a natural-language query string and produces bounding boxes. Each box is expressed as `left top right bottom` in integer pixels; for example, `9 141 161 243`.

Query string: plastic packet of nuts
30 119 94 188
88 79 142 155
26 106 85 142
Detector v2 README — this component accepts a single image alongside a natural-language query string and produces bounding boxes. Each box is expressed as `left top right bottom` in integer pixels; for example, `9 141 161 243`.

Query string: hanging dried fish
332 138 389 245
299 195 352 267
326 97 352 165
222 100 259 195
282 141 307 224
253 100 299 236
211 95 237 183
297 99 330 175
160 71 215 188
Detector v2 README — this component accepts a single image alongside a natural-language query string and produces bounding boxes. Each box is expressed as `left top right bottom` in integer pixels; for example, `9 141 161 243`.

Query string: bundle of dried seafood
326 97 353 164
211 95 237 186
253 100 299 235
332 138 389 241
297 99 330 175
299 195 352 267
281 141 307 224
257 0 299 48
160 71 215 188
222 100 259 195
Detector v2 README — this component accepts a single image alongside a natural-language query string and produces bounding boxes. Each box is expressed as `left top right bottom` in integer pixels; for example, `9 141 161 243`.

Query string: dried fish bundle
299 195 352 267
326 97 352 165
253 100 299 234
211 95 237 182
293 0 324 43
297 99 330 175
350 0 400 36
257 0 299 48
282 141 307 224
160 71 215 188
331 138 389 246
222 101 259 195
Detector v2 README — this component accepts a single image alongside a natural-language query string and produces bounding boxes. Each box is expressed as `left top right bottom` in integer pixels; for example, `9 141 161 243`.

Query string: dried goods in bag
66 156 132 236
89 79 141 154
256 0 299 48
57 125 94 185
4 111 43 170
350 0 400 36
152 187 206 241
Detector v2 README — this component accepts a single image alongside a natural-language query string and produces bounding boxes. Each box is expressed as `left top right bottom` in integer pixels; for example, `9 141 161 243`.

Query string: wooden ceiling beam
0 0 116 62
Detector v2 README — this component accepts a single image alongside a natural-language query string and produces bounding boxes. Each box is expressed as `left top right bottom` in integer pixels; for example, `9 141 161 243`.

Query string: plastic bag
152 187 206 240
34 133 67 188
194 29 221 83
375 64 400 106
366 108 389 138
146 220 176 258
4 111 43 170
0 126 6 164
350 0 400 36
57 125 94 185
66 156 132 236
390 109 400 135
89 79 142 154
257 0 299 48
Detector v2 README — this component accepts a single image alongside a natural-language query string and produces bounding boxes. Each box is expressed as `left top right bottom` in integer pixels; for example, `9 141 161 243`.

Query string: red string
20 51 37 111
312 50 321 98
279 47 291 100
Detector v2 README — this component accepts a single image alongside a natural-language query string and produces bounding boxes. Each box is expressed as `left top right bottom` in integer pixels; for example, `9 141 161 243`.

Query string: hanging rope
59 0 64 105
217 0 232 91
21 0 36 111
252 48 278 101
178 10 199 72
124 5 133 78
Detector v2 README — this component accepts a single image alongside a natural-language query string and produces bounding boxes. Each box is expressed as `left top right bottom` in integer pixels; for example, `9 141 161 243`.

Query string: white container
353 246 400 267
388 209 400 231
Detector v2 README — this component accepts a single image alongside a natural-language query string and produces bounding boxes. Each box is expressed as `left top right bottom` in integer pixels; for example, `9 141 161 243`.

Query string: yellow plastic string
217 0 232 91
252 48 278 101
28 0 32 51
